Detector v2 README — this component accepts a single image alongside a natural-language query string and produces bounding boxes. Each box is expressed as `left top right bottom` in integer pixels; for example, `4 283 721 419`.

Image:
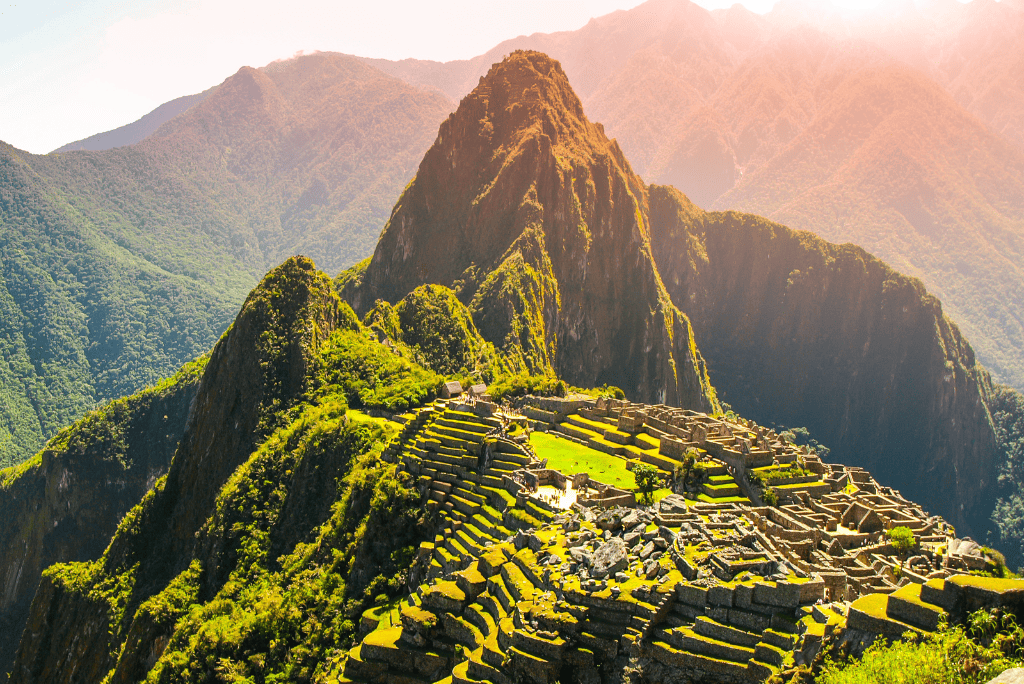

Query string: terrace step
557 422 602 442
692 616 760 648
886 583 945 631
450 495 483 516
664 625 756 664
436 417 492 435
702 482 741 498
587 436 627 456
567 414 613 433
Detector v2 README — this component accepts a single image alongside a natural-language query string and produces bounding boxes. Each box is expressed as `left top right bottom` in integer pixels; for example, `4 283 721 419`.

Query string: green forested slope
2 256 445 683
0 144 243 466
0 52 451 467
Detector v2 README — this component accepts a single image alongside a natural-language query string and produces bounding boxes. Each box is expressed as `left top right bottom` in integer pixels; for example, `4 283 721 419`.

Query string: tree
675 449 697 489
633 463 659 505
887 526 916 574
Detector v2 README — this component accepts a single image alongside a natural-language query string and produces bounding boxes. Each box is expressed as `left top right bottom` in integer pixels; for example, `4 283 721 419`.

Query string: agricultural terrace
340 394 1023 684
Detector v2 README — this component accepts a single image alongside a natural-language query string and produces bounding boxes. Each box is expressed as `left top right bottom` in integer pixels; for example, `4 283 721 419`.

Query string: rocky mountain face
0 52 452 467
359 0 1024 392
647 185 998 533
342 51 716 411
0 359 204 682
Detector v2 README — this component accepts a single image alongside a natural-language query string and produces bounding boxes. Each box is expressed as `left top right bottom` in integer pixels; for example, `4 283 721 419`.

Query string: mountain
341 51 717 410
648 186 998 532
344 50 997 534
52 90 213 153
355 0 1024 392
13 0 1021 474
759 0 1024 153
4 256 440 683
715 65 1024 394
0 52 452 467
0 50 1016 684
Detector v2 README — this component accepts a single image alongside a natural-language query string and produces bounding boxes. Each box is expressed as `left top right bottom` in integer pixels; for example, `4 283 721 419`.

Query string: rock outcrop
0 362 203 683
342 50 717 411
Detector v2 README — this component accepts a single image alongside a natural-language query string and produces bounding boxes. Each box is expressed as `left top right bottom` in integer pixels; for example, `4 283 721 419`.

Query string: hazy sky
0 0 889 154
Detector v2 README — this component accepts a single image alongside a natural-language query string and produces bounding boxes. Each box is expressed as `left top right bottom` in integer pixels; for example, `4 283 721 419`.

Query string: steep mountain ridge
10 257 343 683
344 50 1001 534
354 0 1024 390
343 51 717 410
716 64 1024 391
7 255 442 683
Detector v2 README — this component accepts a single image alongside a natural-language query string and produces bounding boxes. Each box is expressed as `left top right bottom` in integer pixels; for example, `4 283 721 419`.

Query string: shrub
633 463 659 505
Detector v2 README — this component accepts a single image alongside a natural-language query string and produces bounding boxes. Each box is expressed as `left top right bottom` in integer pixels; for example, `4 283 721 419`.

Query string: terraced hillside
329 393 1023 684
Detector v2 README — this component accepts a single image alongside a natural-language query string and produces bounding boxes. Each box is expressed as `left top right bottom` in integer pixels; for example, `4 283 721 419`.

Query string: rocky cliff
647 185 998 534
342 51 716 411
0 360 203 683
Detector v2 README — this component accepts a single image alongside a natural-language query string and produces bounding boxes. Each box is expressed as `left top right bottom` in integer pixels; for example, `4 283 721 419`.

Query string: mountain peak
469 50 589 142
427 49 617 183
343 50 716 409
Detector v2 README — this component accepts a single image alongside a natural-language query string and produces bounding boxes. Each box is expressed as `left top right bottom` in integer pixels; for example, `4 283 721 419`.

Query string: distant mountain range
353 0 1024 392
1 51 1016 683
0 53 451 466
53 90 214 153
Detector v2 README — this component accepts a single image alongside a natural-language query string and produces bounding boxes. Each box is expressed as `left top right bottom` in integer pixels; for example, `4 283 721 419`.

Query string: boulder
591 539 628 578
597 510 623 531
660 494 688 514
622 511 643 528
570 547 594 567
988 669 1024 684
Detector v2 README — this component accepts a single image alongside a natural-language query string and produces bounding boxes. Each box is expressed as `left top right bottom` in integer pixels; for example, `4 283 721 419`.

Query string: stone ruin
343 395 1020 684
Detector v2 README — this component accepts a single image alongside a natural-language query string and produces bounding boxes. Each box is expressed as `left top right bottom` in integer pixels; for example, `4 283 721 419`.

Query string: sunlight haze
0 0 961 153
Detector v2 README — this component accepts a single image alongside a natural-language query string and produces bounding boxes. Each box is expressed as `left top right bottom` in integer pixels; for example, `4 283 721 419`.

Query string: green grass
652 488 672 503
346 410 395 430
816 624 1024 684
530 431 635 490
850 592 893 621
948 575 1024 593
